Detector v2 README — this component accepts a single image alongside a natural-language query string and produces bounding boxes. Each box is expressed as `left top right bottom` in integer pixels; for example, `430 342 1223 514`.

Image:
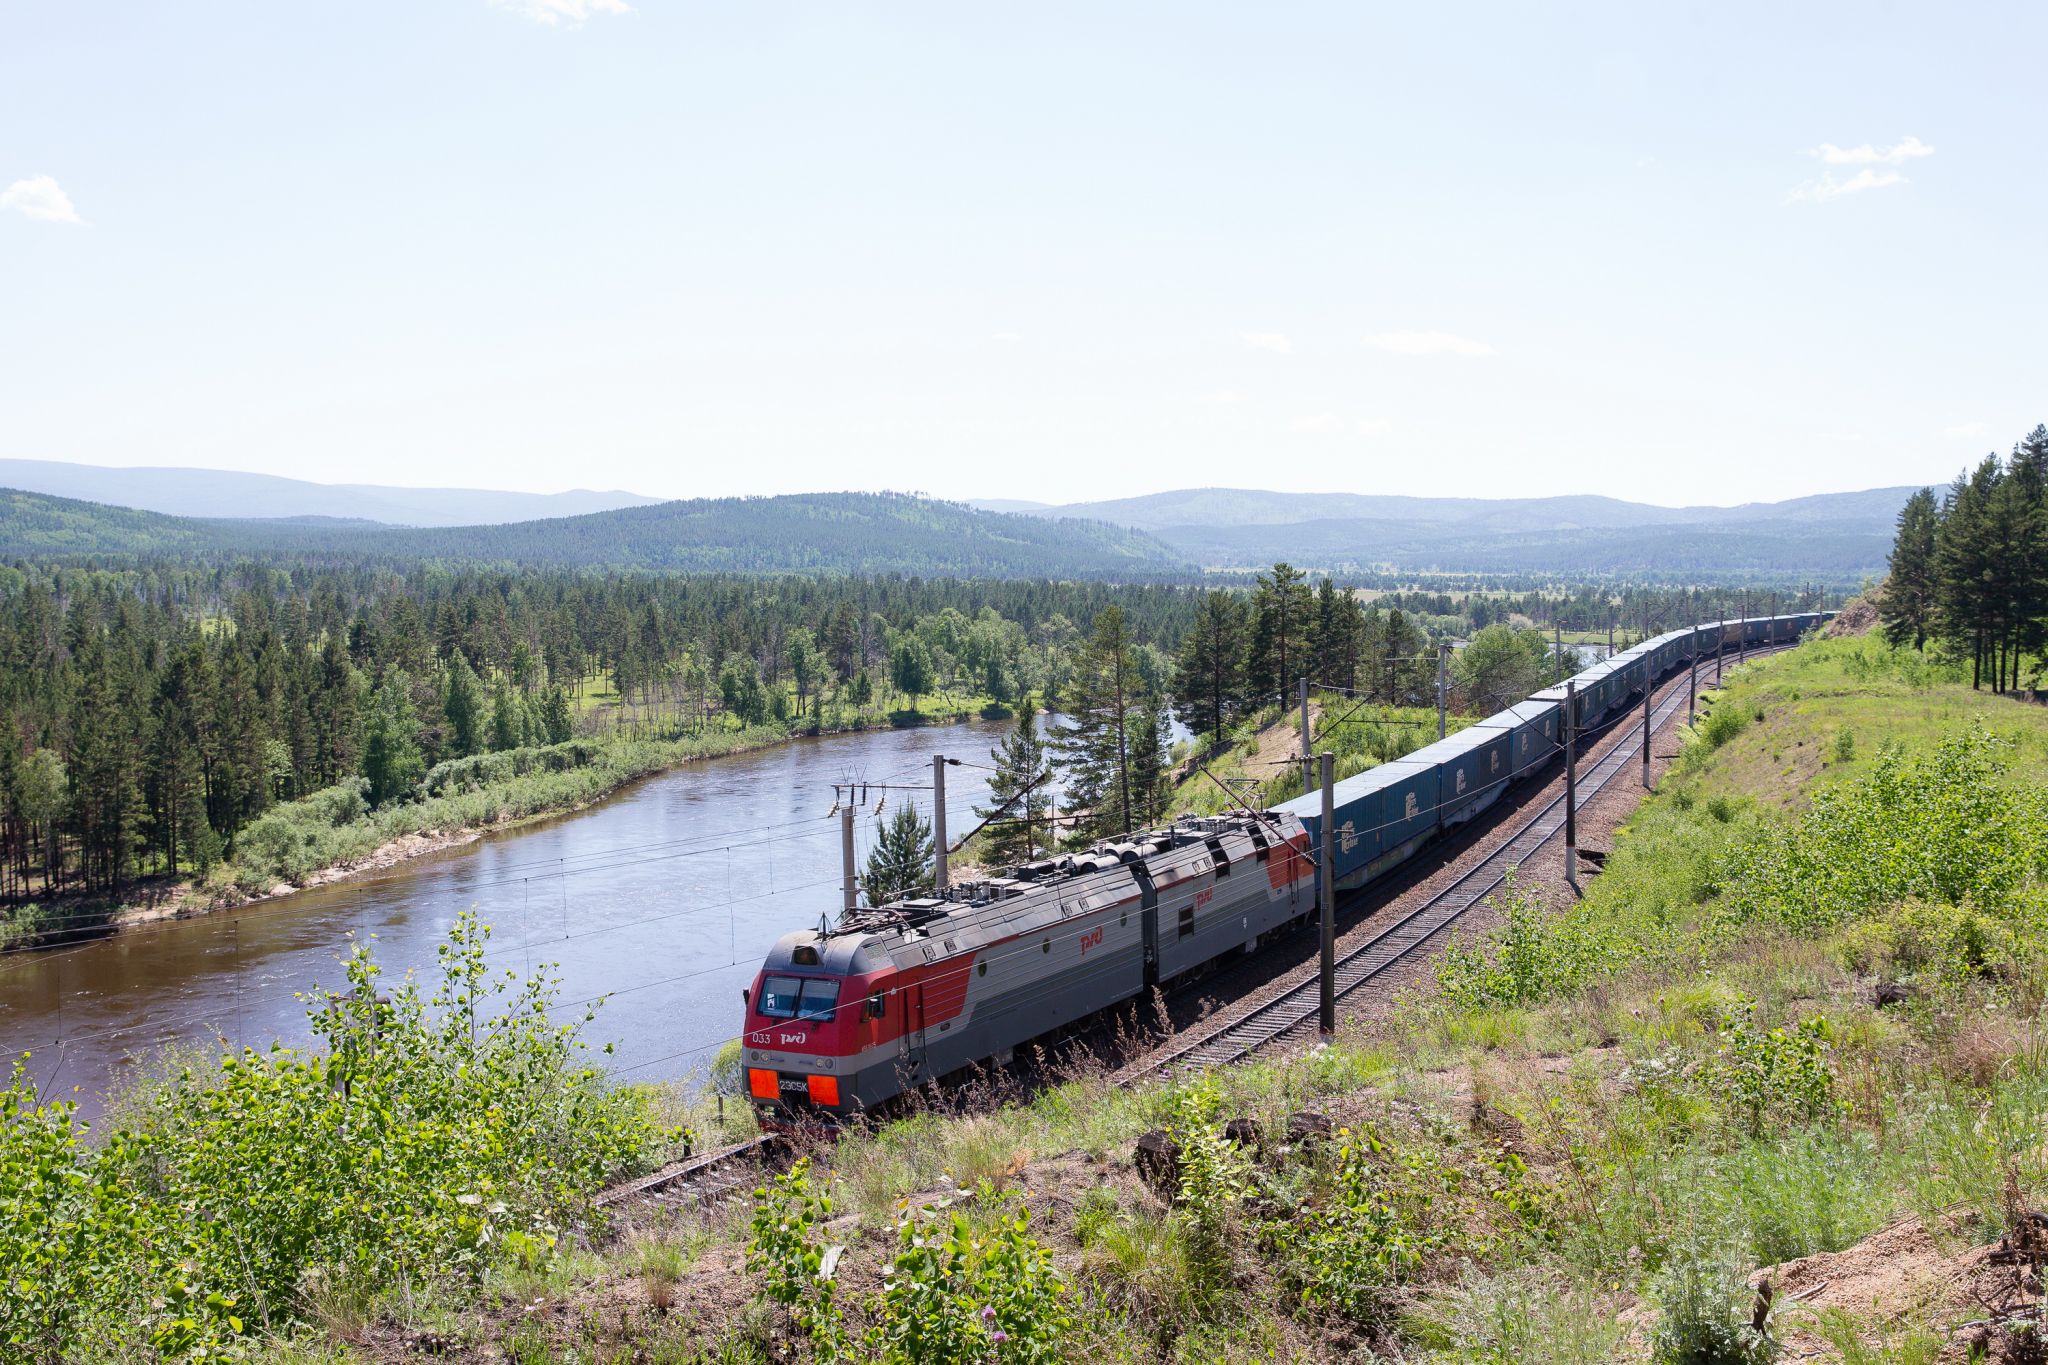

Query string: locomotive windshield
758 975 839 1021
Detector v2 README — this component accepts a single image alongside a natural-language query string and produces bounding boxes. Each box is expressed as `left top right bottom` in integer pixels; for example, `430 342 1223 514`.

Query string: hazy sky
3 2 2040 507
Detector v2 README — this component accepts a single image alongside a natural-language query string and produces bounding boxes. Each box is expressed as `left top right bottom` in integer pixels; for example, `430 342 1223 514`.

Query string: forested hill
0 488 1192 579
984 484 1925 581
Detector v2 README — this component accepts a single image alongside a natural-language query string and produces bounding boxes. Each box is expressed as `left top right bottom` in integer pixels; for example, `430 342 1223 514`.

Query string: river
0 716 1037 1120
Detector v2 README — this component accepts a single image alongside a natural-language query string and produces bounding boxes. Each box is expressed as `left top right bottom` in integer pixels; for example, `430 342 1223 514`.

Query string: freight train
741 612 1828 1122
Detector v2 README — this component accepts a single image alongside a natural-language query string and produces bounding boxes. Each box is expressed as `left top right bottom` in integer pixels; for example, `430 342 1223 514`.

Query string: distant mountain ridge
0 459 662 526
0 487 1191 579
969 484 1925 579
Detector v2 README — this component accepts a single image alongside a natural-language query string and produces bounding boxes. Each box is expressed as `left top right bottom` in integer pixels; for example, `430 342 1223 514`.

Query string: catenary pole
841 804 857 915
1318 750 1336 1037
1641 611 1653 790
1564 679 1580 896
1436 641 1450 740
932 754 949 893
1299 676 1313 799
1688 620 1698 727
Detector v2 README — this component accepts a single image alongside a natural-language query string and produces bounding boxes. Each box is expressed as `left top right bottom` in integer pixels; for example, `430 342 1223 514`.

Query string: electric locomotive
741 811 1313 1121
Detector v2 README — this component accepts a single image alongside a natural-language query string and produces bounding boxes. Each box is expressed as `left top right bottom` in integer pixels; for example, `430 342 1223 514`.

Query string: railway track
594 1133 786 1209
1124 657 1751 1077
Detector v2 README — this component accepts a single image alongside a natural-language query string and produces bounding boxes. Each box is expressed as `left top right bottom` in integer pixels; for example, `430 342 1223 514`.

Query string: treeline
0 563 1201 905
1881 424 2048 693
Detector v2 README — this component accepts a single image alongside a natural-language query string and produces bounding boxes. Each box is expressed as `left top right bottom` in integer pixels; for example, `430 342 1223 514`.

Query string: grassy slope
243 635 2048 1363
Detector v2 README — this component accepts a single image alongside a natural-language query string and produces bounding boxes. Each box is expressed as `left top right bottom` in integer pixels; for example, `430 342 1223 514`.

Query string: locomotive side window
796 979 840 1022
759 975 802 1017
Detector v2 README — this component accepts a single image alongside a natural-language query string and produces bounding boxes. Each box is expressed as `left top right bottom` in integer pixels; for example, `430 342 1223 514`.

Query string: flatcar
742 613 1827 1122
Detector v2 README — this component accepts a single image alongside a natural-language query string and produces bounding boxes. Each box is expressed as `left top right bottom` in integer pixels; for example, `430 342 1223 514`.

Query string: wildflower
981 1305 996 1320
992 1329 1010 1344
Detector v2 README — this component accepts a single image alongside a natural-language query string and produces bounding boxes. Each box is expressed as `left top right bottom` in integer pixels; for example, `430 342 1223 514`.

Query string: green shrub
745 1157 843 1353
1269 1131 1413 1325
1723 730 2048 937
1647 1226 1778 1365
868 1186 1072 1365
1839 898 2028 987
1705 997 1842 1136
1 911 664 1360
1164 1078 1250 1310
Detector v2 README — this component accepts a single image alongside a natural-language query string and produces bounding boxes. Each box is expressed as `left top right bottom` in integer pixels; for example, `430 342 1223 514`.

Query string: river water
0 717 1031 1120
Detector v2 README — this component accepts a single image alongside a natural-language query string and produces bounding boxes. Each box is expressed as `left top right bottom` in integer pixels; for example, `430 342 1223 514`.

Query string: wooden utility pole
1318 751 1336 1037
932 754 949 892
1553 621 1563 685
1564 679 1580 896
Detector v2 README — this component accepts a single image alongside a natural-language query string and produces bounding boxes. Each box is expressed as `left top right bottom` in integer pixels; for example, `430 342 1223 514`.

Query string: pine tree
1058 606 1141 842
1128 694 1174 827
444 653 485 756
862 804 934 905
1309 577 1364 691
1880 487 1940 650
1248 562 1314 703
1170 590 1249 748
489 686 521 751
362 671 426 805
1935 460 2001 689
539 685 573 744
889 637 935 711
975 697 1050 866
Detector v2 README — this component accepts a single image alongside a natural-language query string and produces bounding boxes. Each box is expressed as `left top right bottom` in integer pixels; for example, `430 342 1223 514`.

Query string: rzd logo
1077 926 1105 956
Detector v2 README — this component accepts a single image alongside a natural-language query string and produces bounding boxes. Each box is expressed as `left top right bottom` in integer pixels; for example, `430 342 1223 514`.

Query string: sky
2 2 2041 508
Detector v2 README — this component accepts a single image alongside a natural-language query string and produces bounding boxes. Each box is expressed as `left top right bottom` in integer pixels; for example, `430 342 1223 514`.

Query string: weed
1647 1224 1777 1364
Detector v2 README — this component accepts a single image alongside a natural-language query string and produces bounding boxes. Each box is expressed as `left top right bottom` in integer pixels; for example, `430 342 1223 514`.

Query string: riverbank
3 699 1003 952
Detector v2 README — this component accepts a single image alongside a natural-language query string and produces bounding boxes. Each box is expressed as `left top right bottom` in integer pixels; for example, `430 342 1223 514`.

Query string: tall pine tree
1880 487 1940 650
1170 590 1249 748
975 697 1051 866
1058 606 1142 843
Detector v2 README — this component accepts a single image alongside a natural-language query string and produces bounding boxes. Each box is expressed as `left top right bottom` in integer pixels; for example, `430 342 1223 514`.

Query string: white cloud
1813 135 1934 166
1943 421 1989 439
1787 168 1909 203
1198 388 1248 404
989 331 1022 343
1789 137 1930 204
1362 330 1493 357
490 0 631 25
1 175 82 225
1354 417 1393 437
1242 331 1293 355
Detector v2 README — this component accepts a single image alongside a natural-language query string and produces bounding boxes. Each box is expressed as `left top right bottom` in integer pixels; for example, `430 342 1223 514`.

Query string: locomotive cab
742 929 890 1121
